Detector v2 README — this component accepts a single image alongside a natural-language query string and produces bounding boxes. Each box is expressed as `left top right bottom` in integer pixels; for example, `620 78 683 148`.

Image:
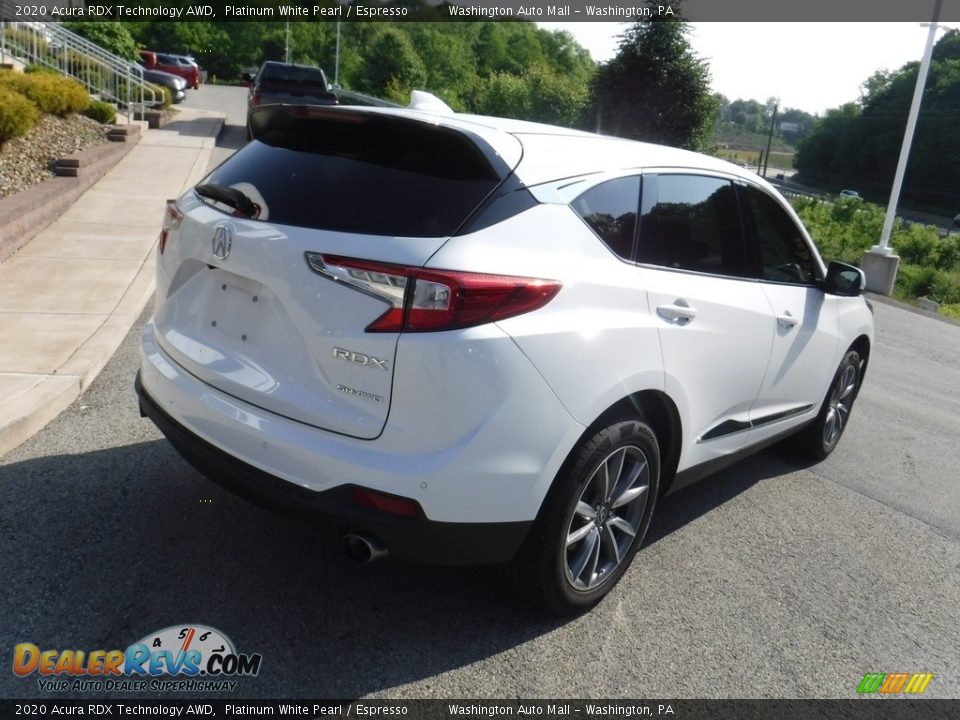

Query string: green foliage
589 7 718 150
894 223 943 267
63 22 139 62
790 195 884 264
121 20 595 128
23 65 59 75
796 28 960 214
791 194 960 311
354 27 426 99
940 303 960 320
0 86 39 144
894 264 939 300
82 100 117 125
0 73 89 116
149 83 173 109
2 27 48 55
474 65 590 127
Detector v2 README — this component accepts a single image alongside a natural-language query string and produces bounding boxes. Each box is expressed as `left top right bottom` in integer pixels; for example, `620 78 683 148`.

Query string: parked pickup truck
243 61 338 139
139 50 200 90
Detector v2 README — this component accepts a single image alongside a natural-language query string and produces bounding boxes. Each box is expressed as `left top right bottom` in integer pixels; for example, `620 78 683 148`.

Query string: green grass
718 149 794 171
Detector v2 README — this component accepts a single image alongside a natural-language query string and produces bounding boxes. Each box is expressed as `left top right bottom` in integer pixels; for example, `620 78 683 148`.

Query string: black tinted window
259 64 327 87
201 114 501 237
744 185 816 284
571 177 640 259
648 175 746 277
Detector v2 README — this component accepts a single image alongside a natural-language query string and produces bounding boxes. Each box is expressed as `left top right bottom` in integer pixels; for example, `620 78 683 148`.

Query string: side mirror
241 72 254 85
822 261 865 296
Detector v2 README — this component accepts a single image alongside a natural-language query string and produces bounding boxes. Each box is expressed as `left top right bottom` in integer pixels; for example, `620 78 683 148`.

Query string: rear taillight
249 91 260 107
158 199 182 254
305 253 561 333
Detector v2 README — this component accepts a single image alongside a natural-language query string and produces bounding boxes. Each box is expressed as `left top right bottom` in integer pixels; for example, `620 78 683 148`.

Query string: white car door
739 183 840 443
637 173 775 471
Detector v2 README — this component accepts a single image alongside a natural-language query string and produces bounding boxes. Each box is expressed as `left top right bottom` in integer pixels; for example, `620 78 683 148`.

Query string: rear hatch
153 107 519 439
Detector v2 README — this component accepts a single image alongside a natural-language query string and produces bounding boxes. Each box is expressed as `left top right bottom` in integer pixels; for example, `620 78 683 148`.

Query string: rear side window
571 176 640 260
642 175 747 277
201 113 502 237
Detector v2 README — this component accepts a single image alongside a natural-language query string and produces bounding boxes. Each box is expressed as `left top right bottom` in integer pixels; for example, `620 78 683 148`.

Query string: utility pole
763 103 778 178
334 21 341 87
861 0 943 294
285 21 290 64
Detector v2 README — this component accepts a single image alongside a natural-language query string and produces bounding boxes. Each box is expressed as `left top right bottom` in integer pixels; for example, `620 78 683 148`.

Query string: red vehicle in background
139 50 201 90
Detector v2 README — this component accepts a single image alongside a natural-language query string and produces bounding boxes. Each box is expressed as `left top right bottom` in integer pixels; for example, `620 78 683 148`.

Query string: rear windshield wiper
195 183 258 218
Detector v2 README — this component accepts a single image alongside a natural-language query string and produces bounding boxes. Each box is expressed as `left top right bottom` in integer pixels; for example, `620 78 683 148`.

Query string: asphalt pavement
0 86 958 700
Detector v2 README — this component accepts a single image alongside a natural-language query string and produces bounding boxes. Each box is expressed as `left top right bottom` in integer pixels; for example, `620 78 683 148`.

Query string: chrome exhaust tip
342 533 388 563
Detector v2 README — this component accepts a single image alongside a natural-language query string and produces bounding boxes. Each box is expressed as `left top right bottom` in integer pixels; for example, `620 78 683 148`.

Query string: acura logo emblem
212 223 233 260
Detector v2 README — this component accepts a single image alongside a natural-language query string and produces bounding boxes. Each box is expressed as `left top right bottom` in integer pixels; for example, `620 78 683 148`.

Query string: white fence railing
0 20 157 121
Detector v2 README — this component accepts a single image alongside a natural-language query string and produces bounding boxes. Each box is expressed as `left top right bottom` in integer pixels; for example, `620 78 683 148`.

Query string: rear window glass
200 113 502 238
259 65 327 86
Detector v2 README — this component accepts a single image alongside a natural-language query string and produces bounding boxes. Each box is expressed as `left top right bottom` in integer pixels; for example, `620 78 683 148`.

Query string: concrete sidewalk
0 108 225 456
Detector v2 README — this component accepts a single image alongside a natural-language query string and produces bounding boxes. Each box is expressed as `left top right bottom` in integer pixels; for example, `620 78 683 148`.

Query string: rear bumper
136 371 531 565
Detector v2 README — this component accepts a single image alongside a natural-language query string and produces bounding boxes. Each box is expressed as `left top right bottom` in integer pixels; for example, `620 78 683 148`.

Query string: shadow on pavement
0 422 813 699
0 439 565 699
159 115 223 138
649 446 819 546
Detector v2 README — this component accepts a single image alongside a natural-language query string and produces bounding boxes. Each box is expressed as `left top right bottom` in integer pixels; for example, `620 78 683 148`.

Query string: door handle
777 311 798 328
657 301 698 325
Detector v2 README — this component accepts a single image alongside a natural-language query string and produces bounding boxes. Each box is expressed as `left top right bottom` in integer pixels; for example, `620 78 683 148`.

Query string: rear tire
507 419 660 615
795 350 862 460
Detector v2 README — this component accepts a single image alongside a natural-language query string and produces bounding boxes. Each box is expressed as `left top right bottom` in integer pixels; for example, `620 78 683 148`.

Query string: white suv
137 104 873 614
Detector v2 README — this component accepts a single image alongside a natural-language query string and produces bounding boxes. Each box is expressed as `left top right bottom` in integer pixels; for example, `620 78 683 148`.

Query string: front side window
571 176 641 260
743 185 817 284
643 175 747 277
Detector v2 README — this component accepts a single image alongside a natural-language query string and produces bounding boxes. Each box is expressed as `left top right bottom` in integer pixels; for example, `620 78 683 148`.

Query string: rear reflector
353 488 419 518
306 253 561 333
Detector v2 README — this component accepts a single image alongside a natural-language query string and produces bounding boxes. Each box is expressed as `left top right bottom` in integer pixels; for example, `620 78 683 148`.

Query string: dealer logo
13 624 262 693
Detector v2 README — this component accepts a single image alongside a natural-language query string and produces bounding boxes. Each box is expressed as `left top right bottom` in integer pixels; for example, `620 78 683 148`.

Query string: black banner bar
2 700 960 720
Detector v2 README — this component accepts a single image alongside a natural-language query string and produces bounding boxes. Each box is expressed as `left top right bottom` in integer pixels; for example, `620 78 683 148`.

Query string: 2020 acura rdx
136 101 873 614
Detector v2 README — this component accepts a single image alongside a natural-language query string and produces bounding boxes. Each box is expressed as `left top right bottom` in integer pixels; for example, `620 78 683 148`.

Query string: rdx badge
333 347 389 370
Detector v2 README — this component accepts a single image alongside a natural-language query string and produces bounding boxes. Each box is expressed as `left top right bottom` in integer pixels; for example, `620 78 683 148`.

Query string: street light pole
334 21 341 87
861 0 943 294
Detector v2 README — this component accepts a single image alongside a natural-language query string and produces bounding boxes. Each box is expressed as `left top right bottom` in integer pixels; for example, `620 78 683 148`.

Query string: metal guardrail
0 20 156 122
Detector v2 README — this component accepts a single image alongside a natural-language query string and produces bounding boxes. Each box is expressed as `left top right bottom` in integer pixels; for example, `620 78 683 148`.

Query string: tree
588 2 718 150
63 22 139 62
353 27 427 102
796 28 960 214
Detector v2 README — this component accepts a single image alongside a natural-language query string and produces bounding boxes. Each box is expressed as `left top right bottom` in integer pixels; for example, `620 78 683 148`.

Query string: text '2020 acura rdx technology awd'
136 100 873 614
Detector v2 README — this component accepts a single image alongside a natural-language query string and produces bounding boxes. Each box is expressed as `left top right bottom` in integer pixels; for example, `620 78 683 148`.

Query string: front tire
796 350 862 460
508 419 660 615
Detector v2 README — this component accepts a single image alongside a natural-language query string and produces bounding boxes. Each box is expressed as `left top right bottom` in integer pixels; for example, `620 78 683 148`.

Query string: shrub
0 86 39 144
894 223 943 267
82 100 117 125
24 64 59 75
937 233 960 271
894 264 938 301
930 270 960 305
940 304 960 320
0 73 89 116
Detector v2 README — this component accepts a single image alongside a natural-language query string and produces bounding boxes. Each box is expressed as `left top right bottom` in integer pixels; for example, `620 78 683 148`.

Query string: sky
538 22 960 116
